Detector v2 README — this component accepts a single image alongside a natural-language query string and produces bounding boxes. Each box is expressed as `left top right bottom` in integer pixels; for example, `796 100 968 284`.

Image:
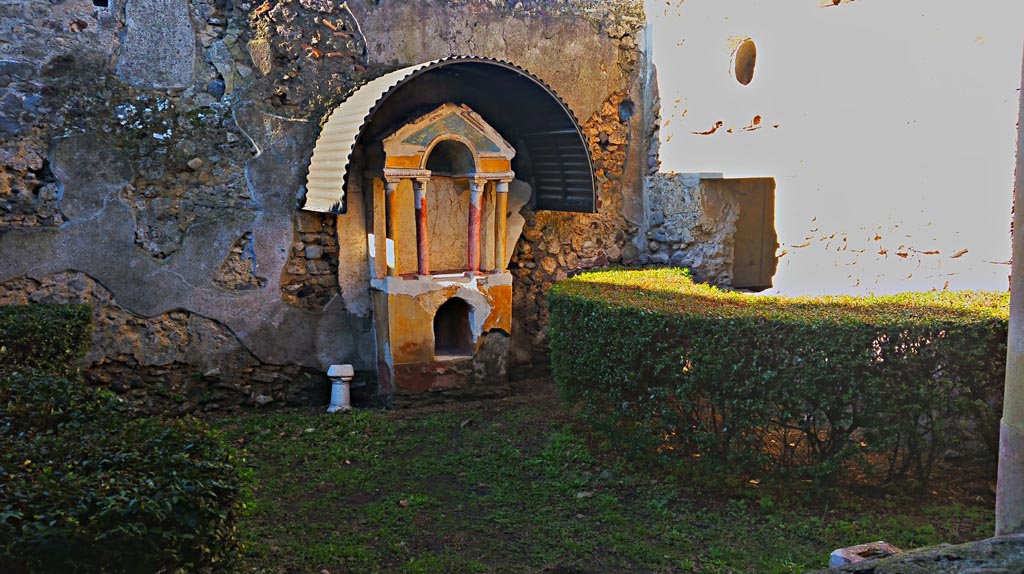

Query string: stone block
205 41 235 95
304 245 323 259
306 260 331 274
295 211 323 233
829 541 900 568
541 257 557 274
116 0 195 89
247 38 272 75
0 60 34 81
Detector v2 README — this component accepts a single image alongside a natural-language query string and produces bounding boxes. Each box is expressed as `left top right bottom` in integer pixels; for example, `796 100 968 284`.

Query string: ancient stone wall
640 173 739 285
0 0 647 408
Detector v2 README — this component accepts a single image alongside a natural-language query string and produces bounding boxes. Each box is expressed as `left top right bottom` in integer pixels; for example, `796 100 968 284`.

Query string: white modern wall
645 0 1023 294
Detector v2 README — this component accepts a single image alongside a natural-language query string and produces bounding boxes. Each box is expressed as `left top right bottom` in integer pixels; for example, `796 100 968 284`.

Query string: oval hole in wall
732 38 757 86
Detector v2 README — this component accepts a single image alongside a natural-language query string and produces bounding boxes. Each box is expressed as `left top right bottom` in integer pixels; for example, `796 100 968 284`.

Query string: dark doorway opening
728 178 777 291
702 178 778 291
434 298 473 358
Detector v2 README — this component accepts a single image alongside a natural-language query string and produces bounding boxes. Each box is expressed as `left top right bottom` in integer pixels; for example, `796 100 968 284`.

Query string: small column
384 178 401 276
467 178 484 273
326 364 355 413
495 180 510 271
413 178 430 276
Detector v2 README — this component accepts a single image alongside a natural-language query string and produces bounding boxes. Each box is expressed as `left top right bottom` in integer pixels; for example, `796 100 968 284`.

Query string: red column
467 178 484 274
413 178 430 276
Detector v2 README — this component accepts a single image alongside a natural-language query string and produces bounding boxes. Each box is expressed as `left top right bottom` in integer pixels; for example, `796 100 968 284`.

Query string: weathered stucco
117 0 196 89
347 1 636 124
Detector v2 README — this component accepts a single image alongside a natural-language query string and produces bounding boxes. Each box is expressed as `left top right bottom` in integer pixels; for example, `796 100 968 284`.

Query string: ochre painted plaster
385 154 424 169
480 283 512 335
381 279 509 370
380 276 512 378
480 158 511 173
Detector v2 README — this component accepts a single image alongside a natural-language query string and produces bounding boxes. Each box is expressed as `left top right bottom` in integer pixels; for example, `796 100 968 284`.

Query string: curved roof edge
301 55 594 214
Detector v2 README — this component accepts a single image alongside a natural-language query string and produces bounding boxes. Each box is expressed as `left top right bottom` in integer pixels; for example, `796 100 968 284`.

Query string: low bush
0 304 248 571
0 304 92 377
548 268 1008 486
0 373 247 572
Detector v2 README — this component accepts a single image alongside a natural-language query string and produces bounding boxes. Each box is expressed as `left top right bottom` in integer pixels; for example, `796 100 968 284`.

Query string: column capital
469 177 488 193
495 180 511 193
412 178 430 198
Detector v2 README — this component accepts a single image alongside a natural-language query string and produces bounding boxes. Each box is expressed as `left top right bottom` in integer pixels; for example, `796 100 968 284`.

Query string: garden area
0 268 1011 573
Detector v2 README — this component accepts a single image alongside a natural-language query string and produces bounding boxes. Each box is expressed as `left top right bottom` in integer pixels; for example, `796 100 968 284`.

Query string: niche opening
425 139 476 175
434 298 473 358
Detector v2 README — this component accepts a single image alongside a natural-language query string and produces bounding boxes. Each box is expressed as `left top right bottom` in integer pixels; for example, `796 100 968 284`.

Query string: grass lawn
217 381 994 574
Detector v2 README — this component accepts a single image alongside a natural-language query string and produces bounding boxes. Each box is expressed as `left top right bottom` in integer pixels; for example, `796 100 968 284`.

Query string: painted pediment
382 103 515 172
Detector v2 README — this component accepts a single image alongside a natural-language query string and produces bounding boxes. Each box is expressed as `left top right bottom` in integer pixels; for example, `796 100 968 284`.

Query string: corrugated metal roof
302 56 596 214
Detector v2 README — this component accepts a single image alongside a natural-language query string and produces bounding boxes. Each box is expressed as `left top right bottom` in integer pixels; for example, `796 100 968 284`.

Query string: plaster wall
644 0 1023 295
426 177 471 273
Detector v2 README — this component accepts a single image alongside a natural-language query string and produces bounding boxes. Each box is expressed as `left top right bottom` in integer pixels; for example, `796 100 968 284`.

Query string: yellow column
480 181 496 272
495 180 510 271
385 178 401 276
413 178 430 276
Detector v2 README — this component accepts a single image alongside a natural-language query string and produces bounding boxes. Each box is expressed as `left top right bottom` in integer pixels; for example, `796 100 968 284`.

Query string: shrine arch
302 56 596 215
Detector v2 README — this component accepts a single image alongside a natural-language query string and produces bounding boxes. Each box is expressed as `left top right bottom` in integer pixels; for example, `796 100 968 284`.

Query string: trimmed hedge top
550 267 1008 326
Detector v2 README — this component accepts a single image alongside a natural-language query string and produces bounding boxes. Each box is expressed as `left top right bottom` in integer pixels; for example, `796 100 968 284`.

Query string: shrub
548 268 1008 486
0 304 92 377
0 370 247 573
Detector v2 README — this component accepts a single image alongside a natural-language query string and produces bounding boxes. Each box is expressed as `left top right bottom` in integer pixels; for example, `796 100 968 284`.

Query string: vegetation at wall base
0 304 247 574
0 304 92 377
548 268 1008 487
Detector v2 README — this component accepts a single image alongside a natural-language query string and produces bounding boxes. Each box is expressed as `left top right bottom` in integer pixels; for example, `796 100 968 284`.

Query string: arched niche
302 56 596 215
434 297 473 358
425 139 477 175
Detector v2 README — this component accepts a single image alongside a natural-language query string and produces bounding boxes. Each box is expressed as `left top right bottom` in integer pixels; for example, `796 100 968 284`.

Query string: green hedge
548 268 1008 485
0 371 248 573
0 303 247 572
0 304 92 376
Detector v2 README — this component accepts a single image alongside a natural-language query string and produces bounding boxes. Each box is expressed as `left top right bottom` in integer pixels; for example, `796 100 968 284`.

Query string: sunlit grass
217 385 993 574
